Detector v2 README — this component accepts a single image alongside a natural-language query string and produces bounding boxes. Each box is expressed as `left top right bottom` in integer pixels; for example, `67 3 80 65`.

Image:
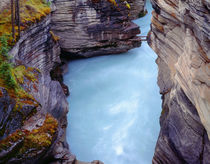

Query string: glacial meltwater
64 1 161 164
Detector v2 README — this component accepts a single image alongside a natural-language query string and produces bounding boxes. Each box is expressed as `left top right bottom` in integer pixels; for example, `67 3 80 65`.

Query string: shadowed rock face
0 87 36 141
149 0 210 163
51 0 141 58
0 71 70 164
128 0 146 20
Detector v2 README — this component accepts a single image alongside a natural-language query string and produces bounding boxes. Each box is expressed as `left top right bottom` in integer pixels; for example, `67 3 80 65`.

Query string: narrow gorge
64 1 161 163
0 0 209 164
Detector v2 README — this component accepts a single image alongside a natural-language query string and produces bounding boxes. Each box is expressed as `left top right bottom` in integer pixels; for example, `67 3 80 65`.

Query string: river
64 1 161 164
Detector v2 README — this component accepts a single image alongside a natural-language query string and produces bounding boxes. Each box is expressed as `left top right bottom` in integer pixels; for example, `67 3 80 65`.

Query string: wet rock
50 64 70 96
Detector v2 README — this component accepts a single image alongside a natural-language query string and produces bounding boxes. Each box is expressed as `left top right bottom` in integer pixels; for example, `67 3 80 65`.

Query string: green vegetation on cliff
0 35 16 89
0 35 39 109
0 0 51 45
0 1 59 162
0 0 51 106
0 114 58 159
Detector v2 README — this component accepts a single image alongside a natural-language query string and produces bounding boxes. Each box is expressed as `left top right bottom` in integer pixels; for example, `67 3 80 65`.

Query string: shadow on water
64 1 161 164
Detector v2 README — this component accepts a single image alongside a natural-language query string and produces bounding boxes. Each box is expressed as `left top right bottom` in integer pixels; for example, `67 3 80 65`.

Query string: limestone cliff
149 0 210 163
51 0 141 58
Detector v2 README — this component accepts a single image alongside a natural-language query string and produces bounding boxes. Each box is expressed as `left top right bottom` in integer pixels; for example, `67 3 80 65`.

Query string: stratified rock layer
51 0 141 57
9 15 60 73
128 0 146 20
0 14 76 163
0 0 9 10
149 0 210 163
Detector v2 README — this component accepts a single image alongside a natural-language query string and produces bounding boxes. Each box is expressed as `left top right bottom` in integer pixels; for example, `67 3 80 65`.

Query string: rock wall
0 0 9 11
51 0 141 58
149 0 210 163
128 0 146 20
9 15 60 73
0 14 76 163
0 0 145 163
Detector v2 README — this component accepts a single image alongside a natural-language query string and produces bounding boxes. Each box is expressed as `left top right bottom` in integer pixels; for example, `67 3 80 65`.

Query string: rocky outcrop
149 0 210 163
0 0 9 10
0 14 76 163
9 15 60 73
51 0 141 58
128 0 146 20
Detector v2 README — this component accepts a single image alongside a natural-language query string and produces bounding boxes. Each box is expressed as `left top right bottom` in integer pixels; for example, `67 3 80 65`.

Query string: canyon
64 2 161 163
0 0 145 163
0 0 209 164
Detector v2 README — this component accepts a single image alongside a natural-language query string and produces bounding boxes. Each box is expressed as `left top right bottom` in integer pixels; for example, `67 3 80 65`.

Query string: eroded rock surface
0 14 75 163
9 15 60 73
0 0 145 163
128 0 146 20
0 0 9 11
149 0 210 163
51 0 141 57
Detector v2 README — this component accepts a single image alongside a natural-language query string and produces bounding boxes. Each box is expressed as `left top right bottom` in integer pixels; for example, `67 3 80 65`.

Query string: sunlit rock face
149 0 210 163
51 0 141 57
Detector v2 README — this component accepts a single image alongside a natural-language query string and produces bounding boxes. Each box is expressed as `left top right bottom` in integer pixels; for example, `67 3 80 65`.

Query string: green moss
0 129 24 151
138 10 147 18
13 65 38 84
0 61 17 89
0 36 39 112
0 114 58 158
0 35 17 89
0 124 6 137
18 114 58 155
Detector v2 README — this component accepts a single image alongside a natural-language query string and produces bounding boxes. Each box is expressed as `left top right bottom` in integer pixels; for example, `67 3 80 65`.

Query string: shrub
0 62 17 89
0 35 17 89
0 35 10 59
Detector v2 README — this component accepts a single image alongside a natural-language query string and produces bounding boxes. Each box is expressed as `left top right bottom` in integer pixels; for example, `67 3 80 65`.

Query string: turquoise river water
64 1 161 164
